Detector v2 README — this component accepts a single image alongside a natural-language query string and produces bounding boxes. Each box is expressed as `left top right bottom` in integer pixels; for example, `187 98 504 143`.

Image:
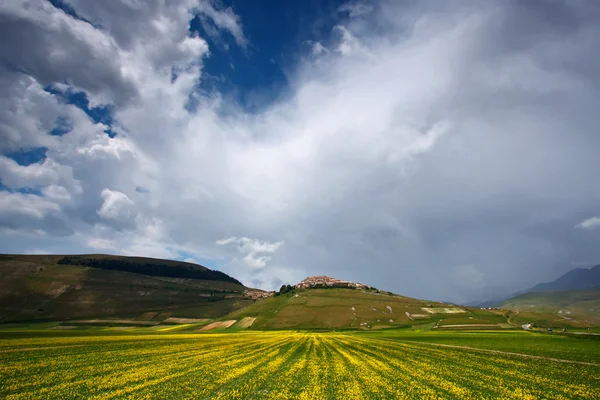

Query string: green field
1 329 598 399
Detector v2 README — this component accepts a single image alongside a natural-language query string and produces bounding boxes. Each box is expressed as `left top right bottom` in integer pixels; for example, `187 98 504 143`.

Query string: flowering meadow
1 331 599 399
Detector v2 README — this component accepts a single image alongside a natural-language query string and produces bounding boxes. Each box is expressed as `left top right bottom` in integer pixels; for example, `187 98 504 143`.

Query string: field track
1 331 599 399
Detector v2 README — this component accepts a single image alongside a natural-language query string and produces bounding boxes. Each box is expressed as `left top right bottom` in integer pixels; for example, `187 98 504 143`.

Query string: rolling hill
219 286 510 331
0 254 253 323
500 290 600 327
3 254 597 331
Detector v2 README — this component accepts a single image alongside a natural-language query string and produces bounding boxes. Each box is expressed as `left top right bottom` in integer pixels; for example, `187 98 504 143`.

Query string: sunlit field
1 330 599 399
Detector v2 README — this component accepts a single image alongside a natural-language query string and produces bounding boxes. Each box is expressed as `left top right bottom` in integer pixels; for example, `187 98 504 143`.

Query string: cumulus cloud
0 74 60 152
97 189 137 227
42 185 73 202
2 0 600 303
306 40 328 57
87 237 119 251
0 192 60 221
217 237 284 269
578 217 600 230
333 25 370 56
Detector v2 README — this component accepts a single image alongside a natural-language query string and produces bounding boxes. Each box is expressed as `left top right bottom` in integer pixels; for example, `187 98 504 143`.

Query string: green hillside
0 254 252 323
5 253 597 331
501 290 600 327
221 287 509 330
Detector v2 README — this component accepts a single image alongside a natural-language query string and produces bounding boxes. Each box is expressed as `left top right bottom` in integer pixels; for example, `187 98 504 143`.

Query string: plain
1 328 599 399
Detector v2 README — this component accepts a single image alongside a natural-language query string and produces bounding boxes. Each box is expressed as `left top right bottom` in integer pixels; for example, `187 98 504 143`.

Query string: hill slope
0 254 252 323
222 287 507 330
56 254 243 284
526 265 600 292
501 290 600 326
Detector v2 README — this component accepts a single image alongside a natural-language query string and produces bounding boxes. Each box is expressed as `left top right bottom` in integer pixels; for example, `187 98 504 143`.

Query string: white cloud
97 189 136 223
338 1 374 18
0 192 60 220
87 237 118 251
306 41 328 57
194 1 248 49
0 157 57 188
577 216 600 230
0 74 60 152
333 25 370 57
0 156 80 196
41 185 72 202
2 0 600 303
76 136 135 160
217 237 284 269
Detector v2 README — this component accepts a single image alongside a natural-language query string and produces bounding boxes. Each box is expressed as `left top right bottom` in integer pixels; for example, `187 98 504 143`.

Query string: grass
223 288 525 331
225 288 452 330
0 328 598 399
503 290 600 309
364 329 600 364
502 290 600 326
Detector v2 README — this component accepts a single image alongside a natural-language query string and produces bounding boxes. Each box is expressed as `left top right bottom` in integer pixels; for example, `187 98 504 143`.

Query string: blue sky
3 0 350 155
1 0 600 303
191 0 355 111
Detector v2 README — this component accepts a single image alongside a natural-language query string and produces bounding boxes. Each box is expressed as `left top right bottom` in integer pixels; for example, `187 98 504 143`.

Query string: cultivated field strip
1 332 599 399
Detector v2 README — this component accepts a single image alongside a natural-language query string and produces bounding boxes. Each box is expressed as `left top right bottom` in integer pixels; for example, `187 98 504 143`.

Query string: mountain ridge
471 263 600 307
526 264 600 292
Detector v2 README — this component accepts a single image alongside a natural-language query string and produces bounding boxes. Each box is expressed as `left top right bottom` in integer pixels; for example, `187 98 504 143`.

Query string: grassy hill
0 254 253 323
220 287 509 330
501 290 600 327
5 253 597 331
56 254 242 284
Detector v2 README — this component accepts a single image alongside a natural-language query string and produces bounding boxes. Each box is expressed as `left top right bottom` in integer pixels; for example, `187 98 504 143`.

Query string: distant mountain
0 254 251 323
493 264 600 326
471 264 600 308
526 264 600 292
467 299 504 308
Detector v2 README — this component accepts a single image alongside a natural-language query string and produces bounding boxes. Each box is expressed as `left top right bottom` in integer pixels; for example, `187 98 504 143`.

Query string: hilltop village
244 275 368 299
295 275 367 289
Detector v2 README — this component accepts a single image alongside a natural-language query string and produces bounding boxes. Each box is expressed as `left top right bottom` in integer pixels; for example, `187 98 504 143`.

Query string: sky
1 0 600 304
